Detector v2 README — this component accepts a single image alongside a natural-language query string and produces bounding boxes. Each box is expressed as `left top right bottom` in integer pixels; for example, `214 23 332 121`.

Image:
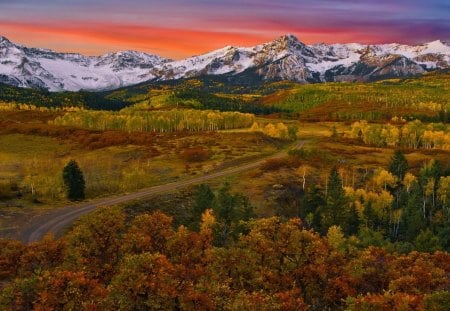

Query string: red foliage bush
181 148 211 162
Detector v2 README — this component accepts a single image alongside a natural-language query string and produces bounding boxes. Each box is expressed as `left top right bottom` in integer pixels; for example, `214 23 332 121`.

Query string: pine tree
346 204 360 235
319 167 348 233
388 150 408 181
62 160 85 201
192 184 215 230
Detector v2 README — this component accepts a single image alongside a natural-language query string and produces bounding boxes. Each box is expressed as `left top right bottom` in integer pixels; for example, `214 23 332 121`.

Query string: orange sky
1 0 448 59
0 20 390 59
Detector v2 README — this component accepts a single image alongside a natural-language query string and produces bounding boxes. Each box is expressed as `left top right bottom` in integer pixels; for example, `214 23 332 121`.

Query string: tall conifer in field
63 160 85 201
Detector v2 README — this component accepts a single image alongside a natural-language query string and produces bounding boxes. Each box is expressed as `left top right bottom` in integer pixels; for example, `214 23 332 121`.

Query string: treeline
52 109 255 133
0 205 448 310
249 122 298 140
0 83 128 110
349 120 450 150
0 102 83 112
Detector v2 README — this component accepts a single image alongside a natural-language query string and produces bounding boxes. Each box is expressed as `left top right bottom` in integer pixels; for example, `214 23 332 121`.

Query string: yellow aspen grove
373 169 397 191
52 109 255 133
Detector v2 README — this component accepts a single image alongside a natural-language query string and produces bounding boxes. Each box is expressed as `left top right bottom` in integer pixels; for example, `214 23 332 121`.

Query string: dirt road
19 141 305 243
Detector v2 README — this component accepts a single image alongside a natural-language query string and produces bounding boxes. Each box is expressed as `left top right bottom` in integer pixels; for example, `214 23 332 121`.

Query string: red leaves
181 147 211 162
34 270 107 310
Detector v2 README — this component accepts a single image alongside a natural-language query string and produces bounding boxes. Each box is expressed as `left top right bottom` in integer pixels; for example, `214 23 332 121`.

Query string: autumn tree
121 211 174 255
62 160 85 201
107 253 178 310
65 207 125 282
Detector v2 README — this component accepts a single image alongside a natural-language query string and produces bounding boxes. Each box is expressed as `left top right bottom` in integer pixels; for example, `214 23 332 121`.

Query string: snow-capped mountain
0 35 449 91
0 36 169 91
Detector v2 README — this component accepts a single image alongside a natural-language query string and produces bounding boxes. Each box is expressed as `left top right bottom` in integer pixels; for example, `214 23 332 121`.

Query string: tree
213 183 253 246
389 150 408 181
65 207 125 282
62 160 85 201
319 167 349 233
414 229 442 253
192 184 215 230
107 253 178 310
373 169 397 191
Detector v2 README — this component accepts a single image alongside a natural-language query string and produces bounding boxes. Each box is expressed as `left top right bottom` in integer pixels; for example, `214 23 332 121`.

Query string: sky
0 0 449 59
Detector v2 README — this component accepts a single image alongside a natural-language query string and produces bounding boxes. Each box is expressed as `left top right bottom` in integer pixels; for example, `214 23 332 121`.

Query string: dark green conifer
62 160 85 201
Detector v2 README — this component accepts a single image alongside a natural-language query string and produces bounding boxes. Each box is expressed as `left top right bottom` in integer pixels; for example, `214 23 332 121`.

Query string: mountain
1 35 449 91
0 36 169 91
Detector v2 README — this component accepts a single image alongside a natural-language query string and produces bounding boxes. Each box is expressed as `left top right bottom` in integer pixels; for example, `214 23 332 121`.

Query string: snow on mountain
0 35 449 91
0 36 169 91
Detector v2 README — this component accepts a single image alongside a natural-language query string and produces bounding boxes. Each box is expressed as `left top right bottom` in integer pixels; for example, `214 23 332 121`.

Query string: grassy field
0 109 287 236
1 72 450 238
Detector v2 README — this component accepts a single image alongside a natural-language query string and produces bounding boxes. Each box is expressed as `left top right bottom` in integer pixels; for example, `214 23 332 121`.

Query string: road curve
19 141 305 243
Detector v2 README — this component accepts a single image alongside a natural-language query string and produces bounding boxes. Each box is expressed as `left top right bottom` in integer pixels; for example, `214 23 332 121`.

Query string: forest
0 200 449 310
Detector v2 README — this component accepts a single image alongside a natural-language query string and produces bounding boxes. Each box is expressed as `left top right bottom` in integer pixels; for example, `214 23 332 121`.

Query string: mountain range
1 34 449 92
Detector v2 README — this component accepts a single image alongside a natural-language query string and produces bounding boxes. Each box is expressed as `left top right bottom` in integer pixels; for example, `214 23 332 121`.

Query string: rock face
0 35 449 91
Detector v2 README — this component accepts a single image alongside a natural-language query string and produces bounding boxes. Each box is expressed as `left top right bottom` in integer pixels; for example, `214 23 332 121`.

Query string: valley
1 53 449 311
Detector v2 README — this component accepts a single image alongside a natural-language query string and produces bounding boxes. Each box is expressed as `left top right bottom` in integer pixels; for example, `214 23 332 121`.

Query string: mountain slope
0 35 449 91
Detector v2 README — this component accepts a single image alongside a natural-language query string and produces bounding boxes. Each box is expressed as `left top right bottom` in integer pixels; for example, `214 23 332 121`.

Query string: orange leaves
34 270 106 310
122 211 174 255
0 239 25 280
346 292 424 311
65 207 126 282
1 209 449 310
107 253 178 310
387 252 449 294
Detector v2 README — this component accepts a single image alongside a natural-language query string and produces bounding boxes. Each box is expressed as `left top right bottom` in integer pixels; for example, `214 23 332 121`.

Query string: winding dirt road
19 141 305 243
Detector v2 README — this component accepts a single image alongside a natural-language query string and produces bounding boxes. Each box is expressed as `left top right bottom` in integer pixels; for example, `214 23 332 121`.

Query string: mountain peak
265 34 306 52
0 36 13 46
423 39 449 54
277 34 301 44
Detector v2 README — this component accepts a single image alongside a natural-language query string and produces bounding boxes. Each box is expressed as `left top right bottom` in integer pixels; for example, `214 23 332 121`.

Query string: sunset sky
1 0 449 59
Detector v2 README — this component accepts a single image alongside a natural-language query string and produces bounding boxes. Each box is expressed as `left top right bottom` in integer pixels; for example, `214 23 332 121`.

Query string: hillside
1 71 449 121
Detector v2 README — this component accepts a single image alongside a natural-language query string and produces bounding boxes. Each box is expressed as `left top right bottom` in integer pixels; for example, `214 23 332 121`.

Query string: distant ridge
0 35 449 92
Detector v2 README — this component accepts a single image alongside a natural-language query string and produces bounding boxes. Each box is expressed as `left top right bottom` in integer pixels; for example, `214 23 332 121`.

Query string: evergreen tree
402 183 426 241
192 184 215 230
388 150 408 181
319 167 348 233
301 185 325 231
363 201 377 230
62 160 85 201
213 183 254 246
346 204 360 236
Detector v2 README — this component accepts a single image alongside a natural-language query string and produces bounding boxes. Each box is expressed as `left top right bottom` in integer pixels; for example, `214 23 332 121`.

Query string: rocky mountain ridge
0 35 448 91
